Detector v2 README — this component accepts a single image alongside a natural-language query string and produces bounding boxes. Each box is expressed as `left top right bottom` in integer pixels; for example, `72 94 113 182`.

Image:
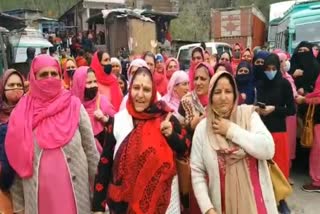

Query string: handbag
300 104 315 148
268 160 292 203
175 157 191 195
0 190 13 214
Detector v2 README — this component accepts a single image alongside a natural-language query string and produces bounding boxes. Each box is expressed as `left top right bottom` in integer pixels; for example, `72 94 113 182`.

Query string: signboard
221 10 241 37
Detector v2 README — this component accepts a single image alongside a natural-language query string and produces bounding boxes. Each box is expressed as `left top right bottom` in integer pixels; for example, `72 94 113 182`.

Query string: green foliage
0 0 79 17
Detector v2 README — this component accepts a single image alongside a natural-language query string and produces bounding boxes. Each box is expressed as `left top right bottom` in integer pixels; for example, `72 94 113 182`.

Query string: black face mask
66 69 76 79
84 87 98 101
253 65 264 80
234 52 241 59
297 51 312 65
104 64 112 75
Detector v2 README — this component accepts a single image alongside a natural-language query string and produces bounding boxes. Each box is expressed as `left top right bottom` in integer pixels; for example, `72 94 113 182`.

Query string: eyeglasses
237 68 249 75
220 57 230 62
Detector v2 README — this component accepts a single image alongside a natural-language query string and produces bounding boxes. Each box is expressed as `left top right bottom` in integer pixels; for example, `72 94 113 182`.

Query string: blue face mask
264 70 277 80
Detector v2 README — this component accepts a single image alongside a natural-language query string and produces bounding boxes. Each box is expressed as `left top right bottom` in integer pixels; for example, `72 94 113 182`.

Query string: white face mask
284 61 291 72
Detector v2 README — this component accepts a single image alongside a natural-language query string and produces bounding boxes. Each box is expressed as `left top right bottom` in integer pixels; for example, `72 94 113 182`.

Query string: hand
240 93 246 101
205 208 218 214
295 95 306 104
297 88 305 95
293 69 304 78
212 117 231 136
94 109 109 123
161 112 173 137
190 112 205 130
257 105 275 116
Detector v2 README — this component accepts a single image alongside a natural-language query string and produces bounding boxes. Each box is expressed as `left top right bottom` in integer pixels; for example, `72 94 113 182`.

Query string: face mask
297 51 310 63
234 52 241 59
66 69 75 79
84 86 98 101
284 61 291 72
104 64 112 75
5 89 24 104
34 78 62 100
264 70 277 80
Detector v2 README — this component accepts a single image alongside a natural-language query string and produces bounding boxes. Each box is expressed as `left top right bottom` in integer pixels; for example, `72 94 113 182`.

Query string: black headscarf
289 41 320 93
235 61 255 104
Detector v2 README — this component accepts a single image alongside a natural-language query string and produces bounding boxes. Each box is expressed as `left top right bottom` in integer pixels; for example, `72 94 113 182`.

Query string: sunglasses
238 69 249 74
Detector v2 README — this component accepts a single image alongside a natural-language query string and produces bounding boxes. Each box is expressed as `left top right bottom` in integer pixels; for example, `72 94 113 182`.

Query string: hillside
0 0 79 17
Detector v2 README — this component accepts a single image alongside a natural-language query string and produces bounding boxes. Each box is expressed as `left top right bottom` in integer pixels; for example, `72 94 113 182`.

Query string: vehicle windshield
295 22 320 45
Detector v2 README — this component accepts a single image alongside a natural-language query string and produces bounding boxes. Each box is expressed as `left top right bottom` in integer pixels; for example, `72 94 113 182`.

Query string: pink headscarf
277 52 298 97
194 62 215 107
165 58 180 80
71 66 116 135
127 59 148 81
5 54 81 178
161 70 189 112
189 47 205 90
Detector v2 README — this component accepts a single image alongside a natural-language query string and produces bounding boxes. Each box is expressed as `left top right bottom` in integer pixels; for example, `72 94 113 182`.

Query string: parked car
177 42 232 71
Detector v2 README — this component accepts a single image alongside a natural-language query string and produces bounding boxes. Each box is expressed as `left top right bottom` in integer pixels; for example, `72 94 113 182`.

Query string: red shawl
108 71 175 213
90 52 123 111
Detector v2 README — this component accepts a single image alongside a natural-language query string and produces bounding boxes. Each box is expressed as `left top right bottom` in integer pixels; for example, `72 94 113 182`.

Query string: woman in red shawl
242 48 253 63
92 67 189 214
154 54 168 96
231 43 243 71
63 58 77 89
189 47 205 90
165 57 180 80
91 51 123 111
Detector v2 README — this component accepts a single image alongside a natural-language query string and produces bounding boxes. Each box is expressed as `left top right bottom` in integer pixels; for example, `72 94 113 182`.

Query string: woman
91 51 123 111
232 43 243 71
118 74 128 96
154 54 168 96
179 62 214 132
214 62 233 74
119 59 149 110
92 67 189 213
165 57 180 80
253 50 270 84
256 53 295 213
242 48 253 63
111 57 122 77
162 70 189 115
296 74 320 192
218 52 232 64
289 41 320 95
63 58 77 89
0 69 25 214
189 47 205 90
75 49 89 67
278 52 298 173
235 61 255 104
143 51 156 74
191 71 277 214
71 66 116 148
5 54 99 214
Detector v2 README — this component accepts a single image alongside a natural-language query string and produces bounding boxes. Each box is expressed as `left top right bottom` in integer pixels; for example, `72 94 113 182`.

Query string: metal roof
0 13 26 30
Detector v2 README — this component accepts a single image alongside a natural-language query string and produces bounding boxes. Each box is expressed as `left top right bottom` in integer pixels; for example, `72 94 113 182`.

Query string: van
177 42 232 71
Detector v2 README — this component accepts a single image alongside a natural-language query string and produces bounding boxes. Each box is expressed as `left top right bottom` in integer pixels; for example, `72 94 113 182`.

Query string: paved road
287 146 320 214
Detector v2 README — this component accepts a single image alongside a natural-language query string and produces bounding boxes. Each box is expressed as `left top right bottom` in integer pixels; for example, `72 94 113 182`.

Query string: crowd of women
0 40 319 214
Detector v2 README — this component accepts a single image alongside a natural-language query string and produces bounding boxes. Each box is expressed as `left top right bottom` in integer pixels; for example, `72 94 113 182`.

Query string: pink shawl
277 53 298 97
306 74 320 98
5 54 81 178
161 70 189 112
90 52 123 111
165 57 180 80
71 66 116 135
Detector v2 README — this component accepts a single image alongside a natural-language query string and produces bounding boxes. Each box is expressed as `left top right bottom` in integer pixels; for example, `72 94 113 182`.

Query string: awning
0 13 26 30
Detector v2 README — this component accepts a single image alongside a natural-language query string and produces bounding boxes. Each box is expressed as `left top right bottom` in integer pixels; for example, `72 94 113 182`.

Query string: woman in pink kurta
5 54 99 214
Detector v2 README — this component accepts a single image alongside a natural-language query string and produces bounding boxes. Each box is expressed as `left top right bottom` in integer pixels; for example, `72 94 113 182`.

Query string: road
287 146 320 214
